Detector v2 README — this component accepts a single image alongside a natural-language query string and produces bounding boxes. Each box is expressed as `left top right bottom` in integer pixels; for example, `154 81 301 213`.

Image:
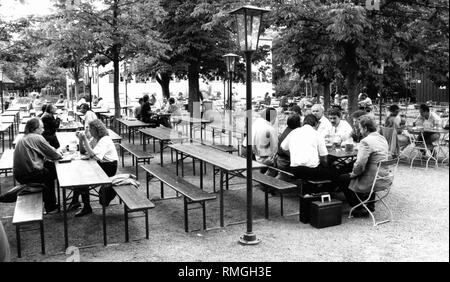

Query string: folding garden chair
348 158 400 226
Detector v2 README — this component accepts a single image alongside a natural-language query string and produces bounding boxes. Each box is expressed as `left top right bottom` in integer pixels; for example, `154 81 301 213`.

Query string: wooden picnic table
169 143 265 227
116 118 151 143
0 122 12 152
92 108 110 115
57 121 84 132
208 123 246 147
139 127 187 166
176 116 212 141
55 159 112 249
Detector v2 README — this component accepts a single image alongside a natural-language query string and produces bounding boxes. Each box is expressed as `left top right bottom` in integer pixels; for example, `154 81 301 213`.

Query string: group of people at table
7 89 449 221
244 101 448 218
12 100 119 217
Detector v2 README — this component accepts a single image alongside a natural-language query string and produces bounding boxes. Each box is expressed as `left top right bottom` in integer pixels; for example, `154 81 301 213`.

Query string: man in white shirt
327 108 353 142
311 104 332 138
242 108 278 172
414 104 441 150
281 114 338 185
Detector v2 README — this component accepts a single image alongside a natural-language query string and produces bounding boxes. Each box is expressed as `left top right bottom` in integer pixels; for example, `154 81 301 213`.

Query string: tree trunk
187 62 200 118
156 72 171 99
113 45 121 118
343 43 359 122
323 81 331 112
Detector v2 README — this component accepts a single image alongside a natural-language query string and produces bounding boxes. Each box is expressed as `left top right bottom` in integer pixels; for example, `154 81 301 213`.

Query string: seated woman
69 119 119 217
384 104 410 150
37 104 48 118
41 104 61 149
13 118 63 213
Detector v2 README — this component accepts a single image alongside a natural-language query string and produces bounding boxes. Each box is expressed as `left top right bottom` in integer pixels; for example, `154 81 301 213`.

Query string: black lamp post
85 64 93 109
223 53 239 146
0 65 3 113
229 5 270 246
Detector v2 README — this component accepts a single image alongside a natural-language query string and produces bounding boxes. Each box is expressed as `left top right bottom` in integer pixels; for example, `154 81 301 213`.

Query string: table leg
200 160 203 190
160 140 164 167
220 169 224 227
62 185 68 250
176 151 179 176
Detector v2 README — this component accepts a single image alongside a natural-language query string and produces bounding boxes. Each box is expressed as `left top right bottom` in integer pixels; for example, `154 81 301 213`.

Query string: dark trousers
73 161 118 207
337 174 375 208
290 164 340 194
15 162 57 212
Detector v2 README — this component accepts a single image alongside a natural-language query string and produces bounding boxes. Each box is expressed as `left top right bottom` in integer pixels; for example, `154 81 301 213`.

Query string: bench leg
160 181 164 199
135 157 138 178
124 205 129 242
184 197 189 232
280 194 284 217
226 173 229 191
144 210 149 239
200 160 203 190
176 151 179 176
40 221 45 254
192 158 195 176
153 138 156 153
181 153 184 177
265 191 269 219
171 148 174 163
16 225 21 258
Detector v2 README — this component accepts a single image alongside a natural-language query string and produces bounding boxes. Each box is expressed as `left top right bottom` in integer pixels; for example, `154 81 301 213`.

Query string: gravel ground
1 143 448 262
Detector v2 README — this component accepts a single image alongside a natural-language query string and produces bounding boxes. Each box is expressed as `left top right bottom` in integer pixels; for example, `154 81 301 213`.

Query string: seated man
311 104 332 138
243 107 278 172
281 114 337 186
327 108 353 143
134 98 144 120
13 118 63 213
413 104 441 150
338 116 390 217
350 110 369 143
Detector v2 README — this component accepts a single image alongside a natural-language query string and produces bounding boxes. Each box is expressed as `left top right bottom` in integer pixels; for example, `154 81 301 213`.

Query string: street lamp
0 65 3 113
223 53 239 146
229 5 270 246
85 64 94 109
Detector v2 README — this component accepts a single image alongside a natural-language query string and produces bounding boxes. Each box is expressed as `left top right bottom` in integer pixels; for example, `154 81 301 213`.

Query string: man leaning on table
413 104 441 151
338 116 390 217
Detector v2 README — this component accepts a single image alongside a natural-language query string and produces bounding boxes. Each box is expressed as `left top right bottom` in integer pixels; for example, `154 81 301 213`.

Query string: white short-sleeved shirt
329 120 353 142
92 136 119 162
317 116 332 138
281 124 328 168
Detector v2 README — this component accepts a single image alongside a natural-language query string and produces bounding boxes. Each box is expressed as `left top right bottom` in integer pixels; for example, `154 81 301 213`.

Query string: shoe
67 201 81 211
352 209 370 218
74 206 92 217
45 204 60 214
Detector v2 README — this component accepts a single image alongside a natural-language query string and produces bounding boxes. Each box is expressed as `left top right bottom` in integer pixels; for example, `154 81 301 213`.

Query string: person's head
80 103 90 114
351 110 367 126
163 97 168 103
138 98 144 105
262 107 277 124
41 104 48 113
45 104 56 115
290 105 302 116
287 114 301 130
265 92 269 97
359 116 377 137
87 119 108 140
388 104 400 116
311 104 324 119
328 108 342 127
35 95 40 99
360 93 367 100
25 118 43 135
143 94 149 103
169 97 175 105
303 114 319 129
59 94 64 99
97 97 103 102
178 92 183 97
419 104 430 119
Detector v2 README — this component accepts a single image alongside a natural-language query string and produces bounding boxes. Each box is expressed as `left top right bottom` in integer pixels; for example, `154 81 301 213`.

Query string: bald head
311 104 324 119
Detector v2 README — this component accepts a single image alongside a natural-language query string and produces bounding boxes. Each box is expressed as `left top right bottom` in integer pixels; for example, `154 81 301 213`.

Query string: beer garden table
116 118 151 143
168 143 265 227
0 123 12 152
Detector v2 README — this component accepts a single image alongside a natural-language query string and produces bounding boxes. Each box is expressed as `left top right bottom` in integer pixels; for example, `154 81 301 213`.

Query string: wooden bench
119 143 154 178
0 149 15 192
250 171 298 219
112 185 155 242
141 164 216 232
12 192 45 258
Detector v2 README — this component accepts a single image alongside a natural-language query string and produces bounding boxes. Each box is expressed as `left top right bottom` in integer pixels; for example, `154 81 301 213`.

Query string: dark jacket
41 113 61 149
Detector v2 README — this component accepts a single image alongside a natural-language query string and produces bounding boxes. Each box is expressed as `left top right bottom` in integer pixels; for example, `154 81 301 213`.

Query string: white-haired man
311 104 332 138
